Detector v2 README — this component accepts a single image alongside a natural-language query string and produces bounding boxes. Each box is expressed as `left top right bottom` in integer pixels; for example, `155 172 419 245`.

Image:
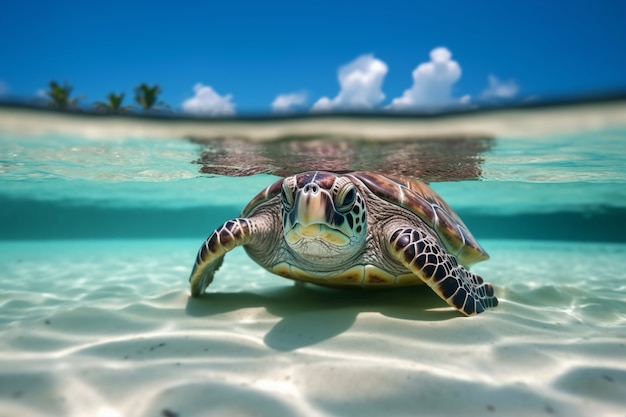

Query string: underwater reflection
190 135 494 182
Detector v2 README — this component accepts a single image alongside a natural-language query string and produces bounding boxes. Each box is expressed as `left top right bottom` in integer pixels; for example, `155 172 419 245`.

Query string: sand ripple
1 239 625 416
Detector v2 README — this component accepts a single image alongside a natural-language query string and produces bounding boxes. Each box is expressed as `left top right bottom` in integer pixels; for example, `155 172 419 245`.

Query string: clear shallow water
1 109 626 416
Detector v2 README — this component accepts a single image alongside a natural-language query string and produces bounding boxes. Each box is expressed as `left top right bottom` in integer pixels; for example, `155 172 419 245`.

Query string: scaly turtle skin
189 171 498 316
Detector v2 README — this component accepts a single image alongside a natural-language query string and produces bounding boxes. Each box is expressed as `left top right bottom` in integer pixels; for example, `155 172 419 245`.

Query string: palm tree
134 83 169 113
46 81 82 110
93 93 133 113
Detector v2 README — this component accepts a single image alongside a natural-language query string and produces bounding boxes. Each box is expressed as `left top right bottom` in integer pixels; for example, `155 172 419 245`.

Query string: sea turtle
189 171 498 316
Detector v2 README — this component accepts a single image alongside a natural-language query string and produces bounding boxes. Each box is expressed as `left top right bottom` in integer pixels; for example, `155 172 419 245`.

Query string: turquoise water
1 109 626 416
1 128 625 241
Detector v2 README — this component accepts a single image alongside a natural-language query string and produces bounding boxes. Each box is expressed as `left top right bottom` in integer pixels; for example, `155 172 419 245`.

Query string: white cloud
311 54 388 111
272 92 307 113
182 83 236 116
481 74 519 99
388 47 462 110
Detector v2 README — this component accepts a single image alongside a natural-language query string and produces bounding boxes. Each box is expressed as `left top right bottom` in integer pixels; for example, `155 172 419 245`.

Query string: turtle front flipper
189 218 255 296
388 227 498 316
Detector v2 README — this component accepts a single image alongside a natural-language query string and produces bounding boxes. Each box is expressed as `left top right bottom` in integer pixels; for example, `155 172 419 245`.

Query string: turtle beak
295 183 330 227
285 185 351 246
285 182 354 247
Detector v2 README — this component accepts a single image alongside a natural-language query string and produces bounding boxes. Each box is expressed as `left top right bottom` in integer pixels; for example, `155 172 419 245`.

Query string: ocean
1 101 625 416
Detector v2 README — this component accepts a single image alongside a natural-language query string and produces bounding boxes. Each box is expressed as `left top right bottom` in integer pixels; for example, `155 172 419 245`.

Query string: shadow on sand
184 283 459 351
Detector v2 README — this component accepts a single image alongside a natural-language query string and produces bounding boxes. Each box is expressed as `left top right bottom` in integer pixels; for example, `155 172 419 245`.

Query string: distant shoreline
1 94 625 141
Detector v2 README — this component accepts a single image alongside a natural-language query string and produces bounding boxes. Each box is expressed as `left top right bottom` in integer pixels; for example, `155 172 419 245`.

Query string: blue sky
1 0 625 115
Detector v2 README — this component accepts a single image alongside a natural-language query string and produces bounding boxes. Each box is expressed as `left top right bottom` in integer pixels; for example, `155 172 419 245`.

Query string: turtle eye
281 180 295 209
336 185 357 212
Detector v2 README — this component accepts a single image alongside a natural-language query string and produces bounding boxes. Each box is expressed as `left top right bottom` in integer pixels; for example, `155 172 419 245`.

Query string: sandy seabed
0 239 625 417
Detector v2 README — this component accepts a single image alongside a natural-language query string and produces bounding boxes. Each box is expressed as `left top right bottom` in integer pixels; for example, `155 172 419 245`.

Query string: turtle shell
241 171 489 267
348 171 489 266
241 177 283 217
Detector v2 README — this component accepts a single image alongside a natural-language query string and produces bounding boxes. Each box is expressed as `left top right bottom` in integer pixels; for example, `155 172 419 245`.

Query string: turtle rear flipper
189 218 254 296
387 226 498 316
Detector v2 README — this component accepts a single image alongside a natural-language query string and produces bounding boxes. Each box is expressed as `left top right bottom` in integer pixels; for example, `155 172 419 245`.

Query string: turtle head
281 171 367 261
